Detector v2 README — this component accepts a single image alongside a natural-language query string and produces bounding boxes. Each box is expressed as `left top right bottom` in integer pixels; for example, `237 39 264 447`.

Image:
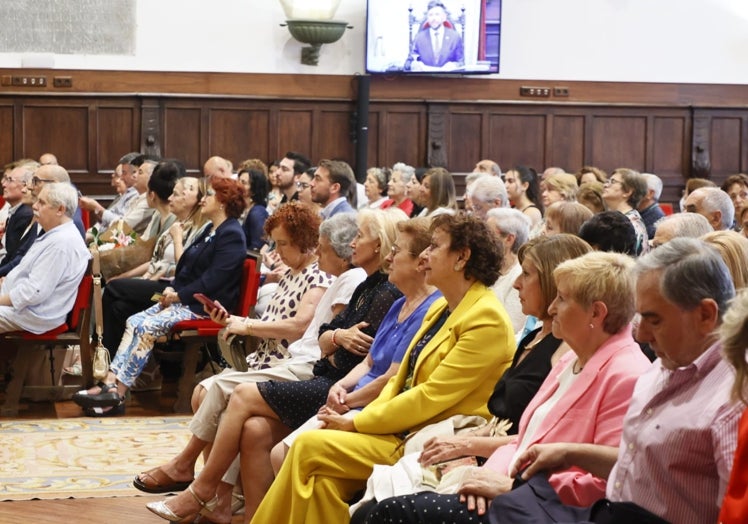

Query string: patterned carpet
0 416 198 500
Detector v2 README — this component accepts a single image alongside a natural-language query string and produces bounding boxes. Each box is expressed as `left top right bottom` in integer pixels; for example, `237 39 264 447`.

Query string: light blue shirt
101 186 138 228
1 221 90 333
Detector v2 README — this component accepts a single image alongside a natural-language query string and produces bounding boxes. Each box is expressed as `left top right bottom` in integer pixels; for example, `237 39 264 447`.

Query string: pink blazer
483 326 651 506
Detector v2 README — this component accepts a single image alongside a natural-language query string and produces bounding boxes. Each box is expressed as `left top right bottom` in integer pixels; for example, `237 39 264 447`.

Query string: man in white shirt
0 182 89 334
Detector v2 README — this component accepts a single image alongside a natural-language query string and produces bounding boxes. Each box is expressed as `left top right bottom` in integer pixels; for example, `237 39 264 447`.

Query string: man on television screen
406 1 464 71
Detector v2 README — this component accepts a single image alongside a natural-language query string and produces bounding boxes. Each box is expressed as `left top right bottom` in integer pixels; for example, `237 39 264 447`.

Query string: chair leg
47 346 56 385
174 342 202 413
1 348 33 417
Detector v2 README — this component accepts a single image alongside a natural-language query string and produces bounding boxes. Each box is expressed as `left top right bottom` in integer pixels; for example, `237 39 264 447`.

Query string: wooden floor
0 380 245 524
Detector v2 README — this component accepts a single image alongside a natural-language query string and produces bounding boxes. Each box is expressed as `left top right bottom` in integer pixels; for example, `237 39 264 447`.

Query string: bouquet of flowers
89 220 155 278
91 219 137 251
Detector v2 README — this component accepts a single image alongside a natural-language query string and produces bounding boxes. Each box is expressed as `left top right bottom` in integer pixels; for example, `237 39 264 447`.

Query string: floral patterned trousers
110 303 199 387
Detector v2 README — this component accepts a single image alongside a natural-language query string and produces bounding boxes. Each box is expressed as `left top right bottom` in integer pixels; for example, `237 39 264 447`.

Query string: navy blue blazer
173 218 246 315
0 223 40 277
1 204 33 267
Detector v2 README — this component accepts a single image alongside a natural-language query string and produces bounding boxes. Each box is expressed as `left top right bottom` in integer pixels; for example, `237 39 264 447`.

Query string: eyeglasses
389 244 414 257
32 176 55 186
605 178 624 186
205 188 216 197
296 182 310 190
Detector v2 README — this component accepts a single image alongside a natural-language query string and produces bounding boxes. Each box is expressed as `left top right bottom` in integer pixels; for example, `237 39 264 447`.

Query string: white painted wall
2 0 747 85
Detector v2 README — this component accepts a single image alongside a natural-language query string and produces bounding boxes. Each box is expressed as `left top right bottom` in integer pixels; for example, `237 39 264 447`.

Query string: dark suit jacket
409 26 464 68
1 204 33 267
173 218 246 315
0 222 40 277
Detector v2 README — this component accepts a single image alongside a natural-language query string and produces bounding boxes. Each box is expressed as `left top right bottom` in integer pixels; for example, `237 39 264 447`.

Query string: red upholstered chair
0 271 94 416
168 256 260 413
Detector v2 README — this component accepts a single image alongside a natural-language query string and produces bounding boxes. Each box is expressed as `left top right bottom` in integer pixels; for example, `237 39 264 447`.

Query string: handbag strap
90 246 104 340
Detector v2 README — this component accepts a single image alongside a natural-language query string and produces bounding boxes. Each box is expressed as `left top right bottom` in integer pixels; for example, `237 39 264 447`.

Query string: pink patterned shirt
607 341 742 523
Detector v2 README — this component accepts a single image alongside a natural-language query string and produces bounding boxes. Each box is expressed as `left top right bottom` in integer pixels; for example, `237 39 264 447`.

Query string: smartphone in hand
193 293 218 312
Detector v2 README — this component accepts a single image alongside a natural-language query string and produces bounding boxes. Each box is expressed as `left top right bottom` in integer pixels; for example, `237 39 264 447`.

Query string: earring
454 263 461 271
374 248 380 254
589 323 594 329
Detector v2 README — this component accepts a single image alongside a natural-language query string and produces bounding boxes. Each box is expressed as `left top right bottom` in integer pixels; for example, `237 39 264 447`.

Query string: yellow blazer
354 281 516 435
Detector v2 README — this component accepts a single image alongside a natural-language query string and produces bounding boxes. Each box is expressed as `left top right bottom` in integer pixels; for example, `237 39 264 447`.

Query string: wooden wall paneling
445 109 482 172
709 115 743 177
21 101 89 172
0 103 14 166
743 115 748 174
651 114 689 203
373 104 427 168
317 107 356 165
162 104 202 173
207 107 259 168
96 103 140 173
485 110 546 172
691 109 748 185
548 113 585 172
85 104 99 192
366 110 380 168
277 108 313 162
589 113 647 173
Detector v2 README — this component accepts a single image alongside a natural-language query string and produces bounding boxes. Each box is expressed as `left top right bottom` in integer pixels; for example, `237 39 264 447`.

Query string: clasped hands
453 443 575 516
416 436 517 517
333 321 373 356
158 287 181 308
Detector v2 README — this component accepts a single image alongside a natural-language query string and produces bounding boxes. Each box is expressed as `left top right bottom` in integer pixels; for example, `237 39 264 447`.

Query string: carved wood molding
691 113 712 179
140 98 162 158
427 104 448 168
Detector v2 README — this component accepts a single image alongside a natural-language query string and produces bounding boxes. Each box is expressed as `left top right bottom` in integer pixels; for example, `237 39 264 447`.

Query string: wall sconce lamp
279 0 352 66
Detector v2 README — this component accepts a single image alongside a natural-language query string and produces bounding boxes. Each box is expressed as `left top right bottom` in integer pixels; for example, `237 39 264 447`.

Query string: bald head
204 156 233 180
39 153 58 166
37 164 70 183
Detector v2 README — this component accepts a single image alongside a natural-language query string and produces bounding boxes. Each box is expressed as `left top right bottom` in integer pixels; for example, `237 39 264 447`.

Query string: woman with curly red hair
73 177 248 416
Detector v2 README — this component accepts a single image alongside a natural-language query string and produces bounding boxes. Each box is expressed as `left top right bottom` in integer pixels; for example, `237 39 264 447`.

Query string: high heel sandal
146 485 218 523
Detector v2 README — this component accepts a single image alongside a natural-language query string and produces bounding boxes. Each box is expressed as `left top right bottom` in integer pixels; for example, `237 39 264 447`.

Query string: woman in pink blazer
362 251 652 524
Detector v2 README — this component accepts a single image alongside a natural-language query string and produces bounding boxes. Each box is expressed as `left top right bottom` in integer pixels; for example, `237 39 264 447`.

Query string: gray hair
12 163 37 184
42 182 78 218
119 152 140 165
319 212 358 263
486 207 531 254
470 175 508 207
642 173 663 200
634 237 735 319
698 187 735 230
655 212 712 239
392 162 415 184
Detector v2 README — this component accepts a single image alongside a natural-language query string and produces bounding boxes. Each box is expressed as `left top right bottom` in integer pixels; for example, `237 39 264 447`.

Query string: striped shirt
607 341 742 523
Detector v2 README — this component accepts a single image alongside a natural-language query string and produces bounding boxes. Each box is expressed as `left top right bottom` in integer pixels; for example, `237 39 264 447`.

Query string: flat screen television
365 0 501 75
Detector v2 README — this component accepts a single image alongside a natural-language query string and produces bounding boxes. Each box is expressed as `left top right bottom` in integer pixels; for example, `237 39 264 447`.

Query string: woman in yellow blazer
249 213 517 524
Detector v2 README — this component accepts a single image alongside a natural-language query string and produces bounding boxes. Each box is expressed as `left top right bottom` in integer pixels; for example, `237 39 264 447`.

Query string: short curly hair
431 212 502 286
210 177 246 219
264 201 321 253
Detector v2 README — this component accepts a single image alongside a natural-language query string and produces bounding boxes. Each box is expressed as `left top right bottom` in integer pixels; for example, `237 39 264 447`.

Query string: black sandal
72 382 121 409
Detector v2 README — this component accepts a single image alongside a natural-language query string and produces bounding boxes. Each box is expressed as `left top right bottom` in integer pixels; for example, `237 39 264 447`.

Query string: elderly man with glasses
0 162 36 276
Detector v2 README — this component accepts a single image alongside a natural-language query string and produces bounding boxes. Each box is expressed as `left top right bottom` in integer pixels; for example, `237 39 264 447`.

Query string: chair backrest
67 274 94 331
233 256 261 317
